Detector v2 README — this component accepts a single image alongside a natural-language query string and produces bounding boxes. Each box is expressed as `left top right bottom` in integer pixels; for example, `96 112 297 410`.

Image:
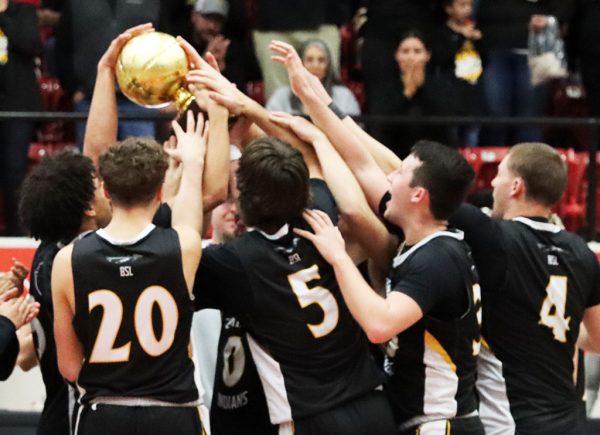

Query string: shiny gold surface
115 32 194 111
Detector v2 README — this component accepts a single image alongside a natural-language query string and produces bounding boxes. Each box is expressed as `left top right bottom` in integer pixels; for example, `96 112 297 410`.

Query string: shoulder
266 87 293 109
331 85 361 114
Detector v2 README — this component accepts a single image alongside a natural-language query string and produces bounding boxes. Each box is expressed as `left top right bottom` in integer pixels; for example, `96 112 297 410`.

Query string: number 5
288 265 339 338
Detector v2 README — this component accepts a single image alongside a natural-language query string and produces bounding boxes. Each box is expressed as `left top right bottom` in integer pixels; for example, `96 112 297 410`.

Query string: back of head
19 150 95 242
99 137 168 207
410 140 474 220
236 137 309 231
507 143 567 207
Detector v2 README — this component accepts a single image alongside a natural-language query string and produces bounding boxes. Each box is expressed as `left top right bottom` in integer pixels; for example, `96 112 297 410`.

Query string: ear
103 184 111 201
510 177 525 198
410 186 427 204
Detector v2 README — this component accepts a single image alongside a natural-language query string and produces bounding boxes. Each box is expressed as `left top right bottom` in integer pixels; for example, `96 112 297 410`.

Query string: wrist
330 250 352 269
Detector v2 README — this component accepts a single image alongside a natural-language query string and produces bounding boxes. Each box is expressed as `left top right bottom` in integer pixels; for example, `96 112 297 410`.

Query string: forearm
172 156 205 233
243 98 322 177
83 66 118 167
303 95 387 211
331 253 395 343
16 325 38 371
341 117 402 174
312 137 393 266
202 105 229 211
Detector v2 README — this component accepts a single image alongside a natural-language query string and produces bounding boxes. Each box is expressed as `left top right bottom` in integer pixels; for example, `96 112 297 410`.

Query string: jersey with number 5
72 225 198 405
484 217 600 421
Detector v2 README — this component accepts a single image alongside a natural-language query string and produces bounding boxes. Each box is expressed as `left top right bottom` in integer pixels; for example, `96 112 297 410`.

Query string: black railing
1 111 598 240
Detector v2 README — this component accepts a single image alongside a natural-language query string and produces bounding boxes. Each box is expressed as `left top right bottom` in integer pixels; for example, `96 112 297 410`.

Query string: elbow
58 360 80 383
365 323 396 344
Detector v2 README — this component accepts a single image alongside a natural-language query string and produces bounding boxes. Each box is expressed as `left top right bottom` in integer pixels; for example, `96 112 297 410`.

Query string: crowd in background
0 0 600 236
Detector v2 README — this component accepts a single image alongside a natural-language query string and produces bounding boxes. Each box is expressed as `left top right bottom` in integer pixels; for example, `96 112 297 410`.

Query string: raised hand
269 40 331 105
98 23 154 71
269 112 326 144
294 209 347 265
0 289 40 330
168 111 209 165
162 135 182 201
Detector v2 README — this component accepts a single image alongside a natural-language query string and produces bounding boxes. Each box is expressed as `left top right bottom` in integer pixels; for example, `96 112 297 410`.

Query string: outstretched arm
83 23 154 168
269 40 400 210
295 210 423 343
179 37 322 179
270 113 396 268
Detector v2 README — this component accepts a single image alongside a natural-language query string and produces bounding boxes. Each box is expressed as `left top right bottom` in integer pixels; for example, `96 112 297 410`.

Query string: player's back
485 218 598 425
230 227 382 423
71 225 198 405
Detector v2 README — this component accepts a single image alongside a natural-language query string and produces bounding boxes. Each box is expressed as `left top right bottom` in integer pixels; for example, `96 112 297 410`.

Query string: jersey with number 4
72 225 198 405
451 205 600 428
194 179 383 424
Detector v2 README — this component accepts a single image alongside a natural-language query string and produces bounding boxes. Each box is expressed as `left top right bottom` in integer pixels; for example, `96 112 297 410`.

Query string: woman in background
267 38 361 117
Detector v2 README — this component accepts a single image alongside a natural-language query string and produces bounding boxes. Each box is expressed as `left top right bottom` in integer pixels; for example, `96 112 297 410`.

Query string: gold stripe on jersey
424 331 457 372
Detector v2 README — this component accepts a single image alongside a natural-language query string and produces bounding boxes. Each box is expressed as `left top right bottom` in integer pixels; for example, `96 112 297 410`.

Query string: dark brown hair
236 137 309 231
99 137 168 207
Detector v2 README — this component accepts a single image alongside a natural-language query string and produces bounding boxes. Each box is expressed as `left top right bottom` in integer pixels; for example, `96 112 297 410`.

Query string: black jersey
30 240 71 434
451 205 600 432
383 230 482 430
194 179 383 424
71 225 199 405
210 314 277 435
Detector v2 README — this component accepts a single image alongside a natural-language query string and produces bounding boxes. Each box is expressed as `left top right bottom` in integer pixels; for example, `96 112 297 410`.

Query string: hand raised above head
98 23 155 71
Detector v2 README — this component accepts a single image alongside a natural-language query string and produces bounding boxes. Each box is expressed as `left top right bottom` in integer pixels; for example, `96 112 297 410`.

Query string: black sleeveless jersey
383 230 481 429
30 240 70 435
71 225 198 405
194 179 383 423
210 314 277 435
451 206 600 430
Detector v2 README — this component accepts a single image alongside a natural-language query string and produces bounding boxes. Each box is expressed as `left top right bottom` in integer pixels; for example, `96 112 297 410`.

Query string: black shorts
399 416 485 435
293 389 396 435
515 404 586 435
74 404 205 435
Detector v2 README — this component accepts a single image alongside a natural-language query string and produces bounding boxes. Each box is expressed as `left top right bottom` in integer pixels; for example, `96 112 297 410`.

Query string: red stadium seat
555 149 588 232
461 146 510 192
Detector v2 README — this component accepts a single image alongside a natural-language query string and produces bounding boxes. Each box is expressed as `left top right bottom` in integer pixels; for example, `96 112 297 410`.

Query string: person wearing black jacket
0 0 42 236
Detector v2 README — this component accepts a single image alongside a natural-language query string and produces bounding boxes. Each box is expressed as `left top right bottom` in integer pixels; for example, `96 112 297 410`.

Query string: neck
102 203 158 240
401 215 448 246
502 201 552 220
79 217 99 236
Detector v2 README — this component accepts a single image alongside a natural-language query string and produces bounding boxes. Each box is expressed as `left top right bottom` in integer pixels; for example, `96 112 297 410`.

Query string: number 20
89 286 179 363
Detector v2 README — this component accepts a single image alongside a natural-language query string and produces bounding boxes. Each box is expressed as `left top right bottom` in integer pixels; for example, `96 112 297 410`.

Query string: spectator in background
377 31 457 158
189 0 260 93
360 1 436 118
253 0 356 99
476 0 570 145
431 0 485 147
0 0 42 236
267 38 360 116
569 0 600 118
55 0 191 148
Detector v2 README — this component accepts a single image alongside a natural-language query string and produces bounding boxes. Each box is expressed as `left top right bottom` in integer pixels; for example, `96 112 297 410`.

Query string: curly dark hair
99 137 168 207
236 137 309 231
19 150 96 242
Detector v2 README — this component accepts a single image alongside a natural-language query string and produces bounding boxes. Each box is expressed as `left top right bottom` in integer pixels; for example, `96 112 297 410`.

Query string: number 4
539 275 571 343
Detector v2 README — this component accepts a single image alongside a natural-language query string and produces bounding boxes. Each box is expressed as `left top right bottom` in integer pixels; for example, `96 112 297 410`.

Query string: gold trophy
115 32 195 112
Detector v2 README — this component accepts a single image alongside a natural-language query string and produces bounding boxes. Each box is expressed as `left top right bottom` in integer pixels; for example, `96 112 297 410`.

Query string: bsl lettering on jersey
120 266 133 277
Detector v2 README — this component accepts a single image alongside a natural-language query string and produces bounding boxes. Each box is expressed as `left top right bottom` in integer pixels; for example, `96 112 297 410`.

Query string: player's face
302 45 328 81
491 156 515 219
211 199 238 243
445 0 472 23
394 37 430 73
385 154 422 226
92 177 112 228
